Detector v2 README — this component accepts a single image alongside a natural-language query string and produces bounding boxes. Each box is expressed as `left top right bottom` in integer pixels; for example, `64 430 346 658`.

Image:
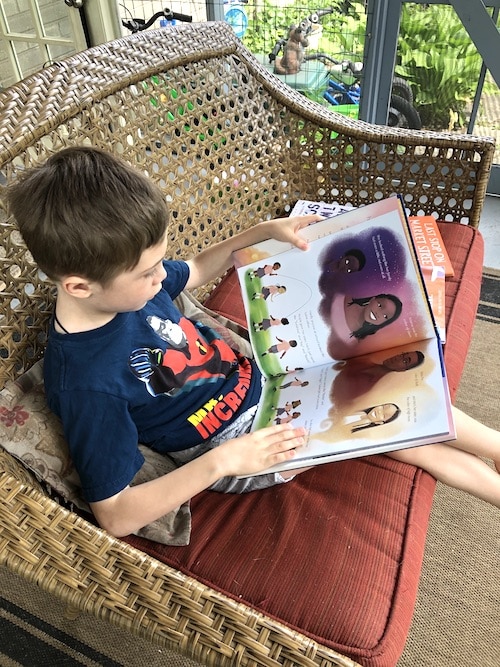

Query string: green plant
241 1 489 131
396 4 486 129
242 0 365 59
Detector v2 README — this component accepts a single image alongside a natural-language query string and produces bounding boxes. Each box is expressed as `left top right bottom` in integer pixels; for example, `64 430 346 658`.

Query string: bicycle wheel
388 94 422 130
391 77 413 104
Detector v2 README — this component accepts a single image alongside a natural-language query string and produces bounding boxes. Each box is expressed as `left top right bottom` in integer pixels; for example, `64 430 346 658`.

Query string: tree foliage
240 1 491 130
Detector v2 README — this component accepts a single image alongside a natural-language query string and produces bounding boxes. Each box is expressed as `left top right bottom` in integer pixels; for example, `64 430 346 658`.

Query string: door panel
0 0 87 89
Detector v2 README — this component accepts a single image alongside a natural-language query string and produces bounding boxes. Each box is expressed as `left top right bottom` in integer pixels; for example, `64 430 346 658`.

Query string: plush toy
273 24 309 75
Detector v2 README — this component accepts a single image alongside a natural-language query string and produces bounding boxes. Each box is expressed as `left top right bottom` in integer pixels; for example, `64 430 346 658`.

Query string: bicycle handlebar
299 7 335 37
122 8 192 33
308 8 335 24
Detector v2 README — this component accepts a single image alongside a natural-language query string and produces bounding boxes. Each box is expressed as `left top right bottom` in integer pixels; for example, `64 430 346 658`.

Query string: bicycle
308 52 421 129
266 7 421 129
121 6 192 33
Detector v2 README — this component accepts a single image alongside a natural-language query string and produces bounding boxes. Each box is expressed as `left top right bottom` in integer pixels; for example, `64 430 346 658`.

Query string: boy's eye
144 264 160 278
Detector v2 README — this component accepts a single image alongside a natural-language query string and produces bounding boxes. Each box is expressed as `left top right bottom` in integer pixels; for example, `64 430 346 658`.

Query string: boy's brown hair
6 146 168 284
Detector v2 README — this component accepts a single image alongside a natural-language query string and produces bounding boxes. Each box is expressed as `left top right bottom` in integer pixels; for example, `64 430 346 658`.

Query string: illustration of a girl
252 285 287 301
344 403 401 433
248 262 281 279
344 293 403 340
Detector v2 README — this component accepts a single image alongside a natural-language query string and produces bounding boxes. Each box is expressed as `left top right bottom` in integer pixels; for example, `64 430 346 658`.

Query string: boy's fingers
266 424 307 449
291 214 323 229
267 423 302 436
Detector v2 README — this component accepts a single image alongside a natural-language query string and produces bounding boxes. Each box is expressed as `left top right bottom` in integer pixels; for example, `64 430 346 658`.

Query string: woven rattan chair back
0 22 495 387
0 21 495 667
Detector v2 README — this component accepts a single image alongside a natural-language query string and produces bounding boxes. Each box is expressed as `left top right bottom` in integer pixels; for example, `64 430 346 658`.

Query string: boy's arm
90 423 306 537
184 214 321 290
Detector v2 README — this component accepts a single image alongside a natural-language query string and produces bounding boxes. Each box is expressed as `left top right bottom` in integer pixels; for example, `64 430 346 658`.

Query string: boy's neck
54 291 118 334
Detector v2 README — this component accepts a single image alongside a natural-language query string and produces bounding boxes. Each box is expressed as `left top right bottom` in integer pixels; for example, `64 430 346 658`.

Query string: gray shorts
168 406 293 493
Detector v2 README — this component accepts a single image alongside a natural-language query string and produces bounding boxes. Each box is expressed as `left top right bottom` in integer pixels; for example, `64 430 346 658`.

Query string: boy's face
90 238 168 313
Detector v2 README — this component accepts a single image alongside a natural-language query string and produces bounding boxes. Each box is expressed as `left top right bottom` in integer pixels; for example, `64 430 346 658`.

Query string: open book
232 196 455 475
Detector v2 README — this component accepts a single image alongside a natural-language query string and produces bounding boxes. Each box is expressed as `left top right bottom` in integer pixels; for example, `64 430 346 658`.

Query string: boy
6 147 500 539
6 146 318 537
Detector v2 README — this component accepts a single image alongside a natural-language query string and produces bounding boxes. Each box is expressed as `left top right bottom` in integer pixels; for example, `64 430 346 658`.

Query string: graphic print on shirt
128 315 238 397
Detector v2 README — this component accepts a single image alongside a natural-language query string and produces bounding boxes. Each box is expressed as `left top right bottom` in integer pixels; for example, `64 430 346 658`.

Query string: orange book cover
408 216 454 277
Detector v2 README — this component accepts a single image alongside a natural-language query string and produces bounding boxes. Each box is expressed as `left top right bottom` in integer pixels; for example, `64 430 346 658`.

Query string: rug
476 267 500 323
1 270 499 667
398 267 500 667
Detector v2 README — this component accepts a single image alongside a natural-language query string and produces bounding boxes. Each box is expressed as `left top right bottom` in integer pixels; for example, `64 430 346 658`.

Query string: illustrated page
249 336 454 474
234 197 438 377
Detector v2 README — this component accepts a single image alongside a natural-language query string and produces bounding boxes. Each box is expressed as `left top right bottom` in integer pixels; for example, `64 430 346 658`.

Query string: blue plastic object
224 6 248 39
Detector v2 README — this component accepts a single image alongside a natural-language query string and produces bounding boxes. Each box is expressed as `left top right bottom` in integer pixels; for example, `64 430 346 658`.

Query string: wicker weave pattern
0 22 495 385
0 21 495 667
0 467 359 667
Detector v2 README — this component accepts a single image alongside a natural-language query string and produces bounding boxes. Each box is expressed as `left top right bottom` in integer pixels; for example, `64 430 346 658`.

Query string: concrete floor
479 195 500 269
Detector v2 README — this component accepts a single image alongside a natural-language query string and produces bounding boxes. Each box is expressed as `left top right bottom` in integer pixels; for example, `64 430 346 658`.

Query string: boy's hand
259 214 323 251
215 424 307 477
185 214 322 291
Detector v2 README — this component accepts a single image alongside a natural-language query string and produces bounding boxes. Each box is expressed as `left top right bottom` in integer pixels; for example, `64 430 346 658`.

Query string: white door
0 0 88 89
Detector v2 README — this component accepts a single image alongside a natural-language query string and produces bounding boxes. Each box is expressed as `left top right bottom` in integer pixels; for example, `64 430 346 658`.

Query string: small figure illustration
275 377 310 390
272 400 302 417
261 337 297 360
274 411 302 425
253 315 290 332
252 285 287 301
248 262 281 279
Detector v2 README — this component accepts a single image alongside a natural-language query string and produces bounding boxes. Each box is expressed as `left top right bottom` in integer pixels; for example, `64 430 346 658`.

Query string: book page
248 336 454 474
234 197 438 377
290 200 355 218
420 265 446 342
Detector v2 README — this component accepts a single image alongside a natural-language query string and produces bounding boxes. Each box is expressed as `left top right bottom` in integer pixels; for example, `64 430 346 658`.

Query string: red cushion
126 222 483 667
439 222 485 400
204 267 247 327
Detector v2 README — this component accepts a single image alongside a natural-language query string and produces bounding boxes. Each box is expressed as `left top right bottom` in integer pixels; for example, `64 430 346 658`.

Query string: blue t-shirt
44 260 261 503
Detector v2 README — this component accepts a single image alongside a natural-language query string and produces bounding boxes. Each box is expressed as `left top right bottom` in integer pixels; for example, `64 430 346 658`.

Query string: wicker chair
0 21 495 667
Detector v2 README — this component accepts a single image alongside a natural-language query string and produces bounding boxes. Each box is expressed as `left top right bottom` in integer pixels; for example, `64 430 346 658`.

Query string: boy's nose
155 265 167 284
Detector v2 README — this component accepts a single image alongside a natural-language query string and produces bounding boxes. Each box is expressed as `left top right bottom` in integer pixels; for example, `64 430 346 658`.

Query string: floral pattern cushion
0 359 192 545
0 289 251 546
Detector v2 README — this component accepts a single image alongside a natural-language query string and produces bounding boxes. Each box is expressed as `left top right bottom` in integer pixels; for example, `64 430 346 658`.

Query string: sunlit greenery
240 1 491 130
397 3 490 129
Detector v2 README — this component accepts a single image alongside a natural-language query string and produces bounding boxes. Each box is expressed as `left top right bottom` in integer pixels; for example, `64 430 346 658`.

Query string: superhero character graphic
128 315 238 397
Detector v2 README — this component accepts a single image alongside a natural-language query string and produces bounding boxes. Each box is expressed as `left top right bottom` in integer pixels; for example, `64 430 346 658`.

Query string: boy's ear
60 275 93 299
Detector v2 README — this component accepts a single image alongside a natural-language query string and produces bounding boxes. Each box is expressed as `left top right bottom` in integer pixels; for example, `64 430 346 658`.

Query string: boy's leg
388 443 500 508
449 406 500 470
386 406 500 508
387 444 500 508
